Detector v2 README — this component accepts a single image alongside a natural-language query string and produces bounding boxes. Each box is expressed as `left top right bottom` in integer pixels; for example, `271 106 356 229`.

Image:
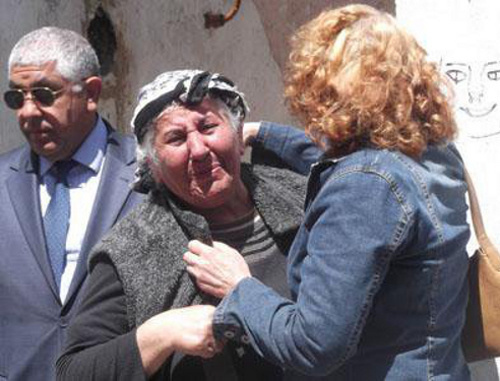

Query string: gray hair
8 27 100 82
136 97 243 168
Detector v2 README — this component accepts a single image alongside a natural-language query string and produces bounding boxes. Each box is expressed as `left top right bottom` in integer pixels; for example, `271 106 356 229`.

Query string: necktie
43 160 76 290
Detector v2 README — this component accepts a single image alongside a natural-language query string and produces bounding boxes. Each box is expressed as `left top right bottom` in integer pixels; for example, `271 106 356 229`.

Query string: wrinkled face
9 62 96 161
151 99 245 210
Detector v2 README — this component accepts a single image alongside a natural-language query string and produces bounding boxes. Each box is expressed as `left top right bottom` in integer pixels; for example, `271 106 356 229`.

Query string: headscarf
131 69 249 144
130 69 249 193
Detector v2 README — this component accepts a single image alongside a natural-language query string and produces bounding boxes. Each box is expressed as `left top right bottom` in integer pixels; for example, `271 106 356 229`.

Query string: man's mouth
31 130 51 139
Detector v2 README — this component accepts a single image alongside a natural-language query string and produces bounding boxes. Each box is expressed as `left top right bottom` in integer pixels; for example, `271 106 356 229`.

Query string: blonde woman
185 4 471 380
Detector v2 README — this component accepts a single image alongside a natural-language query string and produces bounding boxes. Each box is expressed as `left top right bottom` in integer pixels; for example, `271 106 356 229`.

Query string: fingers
212 241 235 252
185 240 217 268
184 240 251 298
188 239 213 255
184 259 214 283
200 340 224 359
183 251 214 281
183 251 209 266
202 336 227 358
185 240 239 265
185 257 227 298
164 305 224 359
187 240 237 258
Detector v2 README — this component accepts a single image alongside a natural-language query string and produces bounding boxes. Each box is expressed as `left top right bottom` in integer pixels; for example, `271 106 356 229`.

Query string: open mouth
192 164 221 178
460 103 497 118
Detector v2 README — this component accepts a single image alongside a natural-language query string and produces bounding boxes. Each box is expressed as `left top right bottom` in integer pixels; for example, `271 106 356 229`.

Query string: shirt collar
310 153 345 174
39 116 108 177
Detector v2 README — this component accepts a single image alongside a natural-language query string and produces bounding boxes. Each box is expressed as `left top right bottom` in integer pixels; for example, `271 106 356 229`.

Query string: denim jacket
214 122 471 380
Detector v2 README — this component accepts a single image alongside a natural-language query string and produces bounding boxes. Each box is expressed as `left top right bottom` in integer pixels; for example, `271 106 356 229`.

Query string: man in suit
0 27 143 380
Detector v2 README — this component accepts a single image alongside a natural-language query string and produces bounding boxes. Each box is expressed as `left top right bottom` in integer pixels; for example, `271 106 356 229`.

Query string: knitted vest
89 164 306 328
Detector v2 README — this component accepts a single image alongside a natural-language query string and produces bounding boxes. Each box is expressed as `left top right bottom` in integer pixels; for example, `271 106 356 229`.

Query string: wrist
136 314 176 375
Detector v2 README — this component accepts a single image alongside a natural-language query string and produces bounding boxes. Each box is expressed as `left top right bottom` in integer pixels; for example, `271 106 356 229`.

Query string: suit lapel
6 148 60 298
64 130 136 304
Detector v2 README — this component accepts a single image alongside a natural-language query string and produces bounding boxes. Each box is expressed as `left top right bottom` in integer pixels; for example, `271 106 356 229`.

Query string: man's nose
188 133 210 160
18 96 43 119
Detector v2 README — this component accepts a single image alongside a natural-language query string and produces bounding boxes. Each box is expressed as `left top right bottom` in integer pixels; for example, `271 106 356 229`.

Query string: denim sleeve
213 170 413 376
250 121 322 175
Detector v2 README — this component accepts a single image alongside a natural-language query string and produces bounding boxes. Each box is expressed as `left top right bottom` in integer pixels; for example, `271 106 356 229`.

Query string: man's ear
84 76 102 112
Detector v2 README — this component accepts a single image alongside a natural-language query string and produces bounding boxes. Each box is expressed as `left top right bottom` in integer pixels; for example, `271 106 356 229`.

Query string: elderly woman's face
151 98 245 210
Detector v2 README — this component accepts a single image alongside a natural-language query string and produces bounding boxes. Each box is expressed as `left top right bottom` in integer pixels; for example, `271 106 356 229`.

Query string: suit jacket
0 126 144 381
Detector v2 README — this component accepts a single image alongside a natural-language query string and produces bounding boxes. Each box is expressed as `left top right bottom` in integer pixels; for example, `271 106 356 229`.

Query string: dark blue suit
0 128 144 381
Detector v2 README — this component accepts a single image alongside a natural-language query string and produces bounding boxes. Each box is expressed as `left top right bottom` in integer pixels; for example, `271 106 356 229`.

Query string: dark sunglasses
3 87 65 110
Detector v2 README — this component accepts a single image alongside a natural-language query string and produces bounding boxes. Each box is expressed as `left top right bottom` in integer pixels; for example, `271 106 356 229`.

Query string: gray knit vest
89 164 306 328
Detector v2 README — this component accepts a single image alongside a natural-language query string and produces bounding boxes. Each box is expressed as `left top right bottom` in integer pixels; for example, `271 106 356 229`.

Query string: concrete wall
0 0 394 154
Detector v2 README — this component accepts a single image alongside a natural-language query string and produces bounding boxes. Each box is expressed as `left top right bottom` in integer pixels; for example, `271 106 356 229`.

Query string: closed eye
164 132 186 145
200 123 218 133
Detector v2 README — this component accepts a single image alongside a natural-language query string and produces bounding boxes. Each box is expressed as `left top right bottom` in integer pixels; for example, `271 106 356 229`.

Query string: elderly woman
185 5 471 380
56 70 306 380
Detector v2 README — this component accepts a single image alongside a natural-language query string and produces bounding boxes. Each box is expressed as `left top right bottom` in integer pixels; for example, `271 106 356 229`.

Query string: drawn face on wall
395 0 500 140
442 46 500 139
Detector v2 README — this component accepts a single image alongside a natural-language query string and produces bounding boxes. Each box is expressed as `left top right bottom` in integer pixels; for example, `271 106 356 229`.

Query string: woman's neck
197 182 254 225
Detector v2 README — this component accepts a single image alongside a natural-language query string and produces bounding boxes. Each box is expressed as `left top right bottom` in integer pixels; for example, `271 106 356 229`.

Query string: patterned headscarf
130 69 249 193
131 69 249 144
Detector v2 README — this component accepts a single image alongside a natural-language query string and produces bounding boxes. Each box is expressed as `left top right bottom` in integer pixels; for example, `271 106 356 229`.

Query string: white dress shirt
39 117 107 303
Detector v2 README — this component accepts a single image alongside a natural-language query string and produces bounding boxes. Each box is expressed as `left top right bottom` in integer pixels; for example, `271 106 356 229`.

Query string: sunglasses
3 87 65 110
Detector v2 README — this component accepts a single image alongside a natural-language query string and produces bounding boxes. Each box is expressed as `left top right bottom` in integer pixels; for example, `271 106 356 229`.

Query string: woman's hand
136 305 222 376
184 240 251 299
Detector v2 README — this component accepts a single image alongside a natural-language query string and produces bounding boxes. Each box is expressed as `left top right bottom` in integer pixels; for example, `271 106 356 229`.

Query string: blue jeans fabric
214 122 471 380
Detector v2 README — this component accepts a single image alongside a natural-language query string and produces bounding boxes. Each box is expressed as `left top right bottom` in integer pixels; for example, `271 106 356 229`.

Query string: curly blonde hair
285 4 456 158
